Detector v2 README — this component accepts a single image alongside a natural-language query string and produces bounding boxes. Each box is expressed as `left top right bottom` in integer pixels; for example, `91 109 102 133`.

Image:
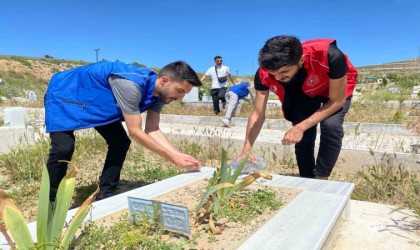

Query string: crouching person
44 61 202 202
222 80 255 127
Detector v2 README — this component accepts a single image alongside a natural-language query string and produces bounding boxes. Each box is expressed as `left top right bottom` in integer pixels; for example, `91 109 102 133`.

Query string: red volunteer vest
259 39 358 116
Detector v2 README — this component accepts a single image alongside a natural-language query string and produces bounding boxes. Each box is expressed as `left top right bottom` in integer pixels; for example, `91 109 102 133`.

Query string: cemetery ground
0 56 419 248
0 102 419 249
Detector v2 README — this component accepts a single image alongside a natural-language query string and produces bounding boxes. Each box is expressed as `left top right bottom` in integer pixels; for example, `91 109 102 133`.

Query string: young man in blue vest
222 80 255 127
45 61 202 201
240 35 357 180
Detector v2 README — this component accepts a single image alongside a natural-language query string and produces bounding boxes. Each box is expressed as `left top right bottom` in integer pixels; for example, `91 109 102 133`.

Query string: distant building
366 75 376 83
388 87 399 94
412 86 420 99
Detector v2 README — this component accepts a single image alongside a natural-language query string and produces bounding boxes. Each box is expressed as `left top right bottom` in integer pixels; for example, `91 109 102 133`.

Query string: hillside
0 56 87 101
0 55 419 101
0 57 85 80
357 58 420 76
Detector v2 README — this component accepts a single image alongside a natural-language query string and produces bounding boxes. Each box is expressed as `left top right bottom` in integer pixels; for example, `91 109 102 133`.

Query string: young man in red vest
240 35 358 179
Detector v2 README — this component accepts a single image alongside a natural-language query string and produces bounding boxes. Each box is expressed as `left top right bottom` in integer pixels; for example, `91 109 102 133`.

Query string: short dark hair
158 61 202 87
258 35 303 70
214 55 222 60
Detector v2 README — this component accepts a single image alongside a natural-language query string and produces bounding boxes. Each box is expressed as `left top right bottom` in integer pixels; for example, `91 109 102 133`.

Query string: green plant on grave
194 148 272 234
0 165 99 250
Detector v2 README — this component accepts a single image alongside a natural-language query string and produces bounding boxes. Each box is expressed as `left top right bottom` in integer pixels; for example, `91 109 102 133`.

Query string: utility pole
94 48 100 62
235 70 239 76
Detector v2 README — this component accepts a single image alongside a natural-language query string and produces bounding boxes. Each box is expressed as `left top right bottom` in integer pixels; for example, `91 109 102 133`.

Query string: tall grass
352 150 420 215
0 138 49 183
10 56 32 68
0 70 47 99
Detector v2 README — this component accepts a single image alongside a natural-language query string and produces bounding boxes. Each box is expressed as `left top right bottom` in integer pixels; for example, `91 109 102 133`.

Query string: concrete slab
3 107 27 126
239 190 349 250
326 200 420 250
266 175 354 197
159 122 419 173
0 126 35 153
156 114 416 136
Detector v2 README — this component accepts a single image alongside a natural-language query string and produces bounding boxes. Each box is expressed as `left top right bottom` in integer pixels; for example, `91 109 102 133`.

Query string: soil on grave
95 179 301 250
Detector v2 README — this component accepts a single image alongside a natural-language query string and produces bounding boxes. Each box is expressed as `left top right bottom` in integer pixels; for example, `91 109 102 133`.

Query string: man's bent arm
296 77 346 131
283 77 347 144
144 109 180 154
241 90 269 155
123 111 200 169
123 112 173 157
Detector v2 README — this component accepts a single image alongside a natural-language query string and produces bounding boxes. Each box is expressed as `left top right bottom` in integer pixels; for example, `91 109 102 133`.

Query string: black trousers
46 121 131 201
291 97 352 178
210 87 227 114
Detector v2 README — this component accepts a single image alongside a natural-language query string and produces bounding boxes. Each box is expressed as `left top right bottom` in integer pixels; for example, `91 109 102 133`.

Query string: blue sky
1 0 419 76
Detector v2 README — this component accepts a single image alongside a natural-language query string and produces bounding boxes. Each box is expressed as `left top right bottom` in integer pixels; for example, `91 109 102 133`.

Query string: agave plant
194 149 272 234
0 165 99 249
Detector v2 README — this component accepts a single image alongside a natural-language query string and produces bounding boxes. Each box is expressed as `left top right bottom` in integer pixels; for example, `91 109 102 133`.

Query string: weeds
124 156 180 183
218 187 281 223
0 139 49 183
0 165 98 249
73 212 192 249
352 150 420 216
194 149 273 234
10 56 32 68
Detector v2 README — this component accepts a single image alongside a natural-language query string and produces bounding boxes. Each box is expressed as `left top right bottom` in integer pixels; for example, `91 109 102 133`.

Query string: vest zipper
61 99 88 107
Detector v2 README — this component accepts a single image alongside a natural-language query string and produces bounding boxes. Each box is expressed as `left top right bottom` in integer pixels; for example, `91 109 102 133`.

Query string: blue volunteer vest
228 83 250 99
45 61 159 132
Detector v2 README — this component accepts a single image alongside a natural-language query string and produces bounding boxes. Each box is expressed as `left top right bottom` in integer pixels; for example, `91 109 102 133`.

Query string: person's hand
281 125 304 145
170 153 201 170
238 151 256 163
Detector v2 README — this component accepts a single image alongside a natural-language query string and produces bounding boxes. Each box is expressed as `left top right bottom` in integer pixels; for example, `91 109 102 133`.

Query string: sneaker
222 118 230 127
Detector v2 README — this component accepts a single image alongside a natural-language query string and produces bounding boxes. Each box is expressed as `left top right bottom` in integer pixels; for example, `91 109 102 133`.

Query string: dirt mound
0 58 83 80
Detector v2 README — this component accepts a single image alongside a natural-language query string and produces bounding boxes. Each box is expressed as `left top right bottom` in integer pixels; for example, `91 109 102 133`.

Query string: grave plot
0 167 354 250
91 179 300 249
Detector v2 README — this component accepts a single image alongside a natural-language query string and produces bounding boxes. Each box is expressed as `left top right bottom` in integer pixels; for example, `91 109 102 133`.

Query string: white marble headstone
28 91 37 102
3 107 27 126
183 87 199 102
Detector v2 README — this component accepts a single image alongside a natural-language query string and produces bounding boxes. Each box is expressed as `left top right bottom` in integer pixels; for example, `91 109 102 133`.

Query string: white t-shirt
205 65 231 89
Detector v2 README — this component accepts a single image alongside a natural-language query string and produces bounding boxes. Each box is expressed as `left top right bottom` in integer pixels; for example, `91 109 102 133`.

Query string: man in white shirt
201 56 236 115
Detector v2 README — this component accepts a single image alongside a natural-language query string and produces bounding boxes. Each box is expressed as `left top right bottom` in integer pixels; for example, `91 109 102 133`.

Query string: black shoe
215 111 220 115
94 192 114 201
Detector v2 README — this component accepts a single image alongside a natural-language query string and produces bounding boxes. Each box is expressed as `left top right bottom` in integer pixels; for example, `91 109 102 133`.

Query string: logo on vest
270 85 278 93
306 74 320 87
